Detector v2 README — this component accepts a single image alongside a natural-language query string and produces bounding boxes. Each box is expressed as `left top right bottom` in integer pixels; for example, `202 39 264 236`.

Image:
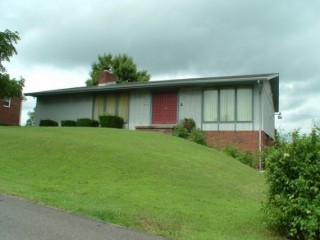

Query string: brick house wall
136 127 274 154
0 97 22 126
206 130 273 153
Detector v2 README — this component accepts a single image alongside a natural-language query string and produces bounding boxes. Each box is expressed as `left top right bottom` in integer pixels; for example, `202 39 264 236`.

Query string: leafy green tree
86 53 150 86
0 29 24 98
25 107 35 126
86 53 113 86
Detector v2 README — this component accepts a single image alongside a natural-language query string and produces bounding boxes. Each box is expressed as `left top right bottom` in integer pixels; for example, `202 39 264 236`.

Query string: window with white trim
203 87 253 122
3 98 11 108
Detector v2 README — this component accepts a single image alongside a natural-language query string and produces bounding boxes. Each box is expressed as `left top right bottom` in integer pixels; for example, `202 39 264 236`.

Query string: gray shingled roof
25 73 279 111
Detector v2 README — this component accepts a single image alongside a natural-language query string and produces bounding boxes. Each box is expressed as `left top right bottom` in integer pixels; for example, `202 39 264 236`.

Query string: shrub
223 144 257 168
182 118 196 132
99 114 124 128
264 128 320 239
61 120 76 127
39 119 58 126
223 144 239 159
76 118 99 127
238 150 257 167
173 118 207 146
172 124 189 138
189 129 207 146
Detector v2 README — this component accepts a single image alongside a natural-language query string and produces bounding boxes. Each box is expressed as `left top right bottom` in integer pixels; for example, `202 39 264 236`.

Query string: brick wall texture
0 97 22 126
137 126 273 154
207 130 273 153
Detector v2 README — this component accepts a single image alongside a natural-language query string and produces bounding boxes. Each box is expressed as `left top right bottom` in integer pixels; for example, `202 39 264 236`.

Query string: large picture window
203 90 218 121
94 93 129 122
220 89 235 121
105 94 116 115
117 93 129 122
203 87 252 122
94 95 104 120
237 88 253 121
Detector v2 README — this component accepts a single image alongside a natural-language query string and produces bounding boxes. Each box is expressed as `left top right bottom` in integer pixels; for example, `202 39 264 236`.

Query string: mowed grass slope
0 127 279 239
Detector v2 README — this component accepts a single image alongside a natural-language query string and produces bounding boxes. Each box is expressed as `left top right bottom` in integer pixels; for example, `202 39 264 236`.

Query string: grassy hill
0 127 280 239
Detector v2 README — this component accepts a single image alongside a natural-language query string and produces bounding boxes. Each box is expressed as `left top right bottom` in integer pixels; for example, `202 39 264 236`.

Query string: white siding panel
202 123 219 131
178 88 202 128
219 123 236 131
235 123 253 131
35 98 43 126
252 82 275 138
35 94 93 125
262 81 275 138
128 91 151 130
252 85 260 131
202 123 253 131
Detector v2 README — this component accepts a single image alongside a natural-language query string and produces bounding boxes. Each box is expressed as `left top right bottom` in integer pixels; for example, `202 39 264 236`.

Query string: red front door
152 91 177 124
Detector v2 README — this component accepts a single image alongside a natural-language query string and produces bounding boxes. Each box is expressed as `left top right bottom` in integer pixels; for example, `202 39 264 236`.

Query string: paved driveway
0 194 166 240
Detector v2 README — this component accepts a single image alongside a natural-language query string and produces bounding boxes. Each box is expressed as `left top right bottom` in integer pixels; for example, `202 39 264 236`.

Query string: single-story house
25 72 279 153
0 97 22 126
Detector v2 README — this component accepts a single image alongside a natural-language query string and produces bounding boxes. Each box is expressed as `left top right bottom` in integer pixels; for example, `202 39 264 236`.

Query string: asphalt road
0 194 166 240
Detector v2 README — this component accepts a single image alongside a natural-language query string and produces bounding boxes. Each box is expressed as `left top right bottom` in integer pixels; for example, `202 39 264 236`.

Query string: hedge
76 118 99 127
61 120 77 127
99 114 124 128
39 119 59 126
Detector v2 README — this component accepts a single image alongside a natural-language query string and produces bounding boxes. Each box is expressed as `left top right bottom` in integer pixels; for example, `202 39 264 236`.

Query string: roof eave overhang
269 75 279 112
24 79 256 97
25 73 279 97
25 73 279 112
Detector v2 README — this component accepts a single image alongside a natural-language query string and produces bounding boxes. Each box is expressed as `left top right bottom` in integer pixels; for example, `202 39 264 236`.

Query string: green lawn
0 127 281 239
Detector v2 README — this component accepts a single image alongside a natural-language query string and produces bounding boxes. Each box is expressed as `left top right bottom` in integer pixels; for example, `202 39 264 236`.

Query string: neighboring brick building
0 97 22 125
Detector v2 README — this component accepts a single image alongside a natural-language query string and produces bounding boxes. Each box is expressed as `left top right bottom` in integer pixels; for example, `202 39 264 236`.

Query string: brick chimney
98 69 116 86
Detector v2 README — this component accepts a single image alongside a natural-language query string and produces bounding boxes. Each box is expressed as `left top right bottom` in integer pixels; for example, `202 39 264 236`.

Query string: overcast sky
1 0 320 132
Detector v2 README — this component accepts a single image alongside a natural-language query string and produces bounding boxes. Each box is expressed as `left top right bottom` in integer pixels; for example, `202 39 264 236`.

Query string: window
203 87 253 122
117 93 129 122
203 90 218 121
237 88 252 121
3 98 11 108
220 89 235 121
94 95 104 120
94 93 129 122
105 94 116 115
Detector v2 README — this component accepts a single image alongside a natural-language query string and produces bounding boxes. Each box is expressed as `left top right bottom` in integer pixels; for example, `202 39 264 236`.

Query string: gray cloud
1 0 320 131
3 1 319 76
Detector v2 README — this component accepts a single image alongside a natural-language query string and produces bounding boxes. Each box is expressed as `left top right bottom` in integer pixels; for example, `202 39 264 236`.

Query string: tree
86 53 150 86
0 29 24 98
25 107 35 126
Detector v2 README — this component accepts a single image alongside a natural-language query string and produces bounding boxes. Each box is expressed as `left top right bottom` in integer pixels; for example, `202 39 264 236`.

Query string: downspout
257 80 263 171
